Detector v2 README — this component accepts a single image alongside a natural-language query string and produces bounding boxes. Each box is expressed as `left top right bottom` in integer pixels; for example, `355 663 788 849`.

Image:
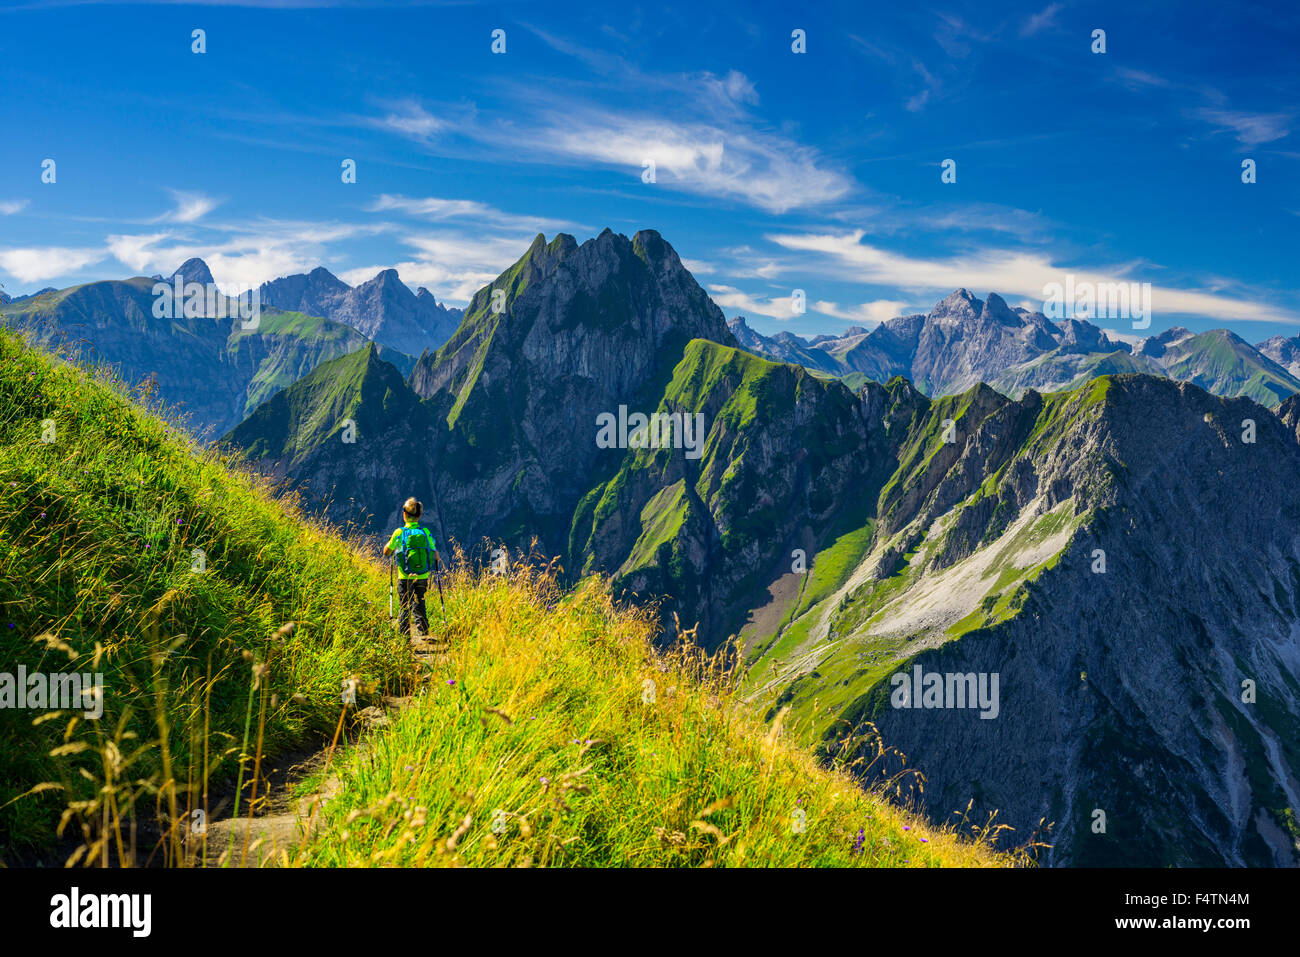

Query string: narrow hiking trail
196 629 450 867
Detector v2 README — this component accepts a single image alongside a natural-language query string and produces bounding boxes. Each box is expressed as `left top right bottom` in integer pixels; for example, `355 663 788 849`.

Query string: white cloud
371 94 852 214
1020 3 1063 37
707 284 804 321
812 299 909 324
1195 108 1293 146
105 220 385 289
341 231 538 303
0 246 105 283
367 194 579 234
161 189 220 224
528 114 851 213
767 230 1298 324
375 101 444 140
0 200 30 216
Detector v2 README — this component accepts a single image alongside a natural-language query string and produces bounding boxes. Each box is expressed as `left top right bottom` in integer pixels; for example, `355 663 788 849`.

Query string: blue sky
1 0 1297 342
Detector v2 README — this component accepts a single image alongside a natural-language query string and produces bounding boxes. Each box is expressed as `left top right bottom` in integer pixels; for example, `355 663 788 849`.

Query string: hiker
383 497 440 639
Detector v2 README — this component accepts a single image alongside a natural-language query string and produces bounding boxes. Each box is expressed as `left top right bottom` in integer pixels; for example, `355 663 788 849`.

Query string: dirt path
195 631 448 867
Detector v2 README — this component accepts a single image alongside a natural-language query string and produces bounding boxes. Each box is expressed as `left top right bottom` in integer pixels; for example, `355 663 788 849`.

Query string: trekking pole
388 561 395 619
433 555 447 626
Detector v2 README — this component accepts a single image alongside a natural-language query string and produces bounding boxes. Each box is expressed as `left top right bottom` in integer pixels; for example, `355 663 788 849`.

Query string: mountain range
219 228 1300 866
729 296 1300 406
0 259 460 437
258 264 462 357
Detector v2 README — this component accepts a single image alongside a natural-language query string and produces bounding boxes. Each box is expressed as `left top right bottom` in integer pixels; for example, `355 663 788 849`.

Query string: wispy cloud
0 200 30 215
159 189 220 224
528 110 851 213
1194 108 1293 146
1019 3 1063 37
105 219 387 288
812 299 910 324
708 282 907 325
343 231 532 302
367 194 579 234
707 284 804 321
373 100 445 141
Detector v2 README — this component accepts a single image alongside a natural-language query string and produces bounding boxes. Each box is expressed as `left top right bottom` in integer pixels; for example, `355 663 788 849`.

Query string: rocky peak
929 288 983 324
170 258 215 286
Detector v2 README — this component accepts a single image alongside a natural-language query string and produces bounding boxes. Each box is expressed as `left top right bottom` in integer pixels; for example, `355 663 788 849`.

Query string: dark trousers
398 578 430 638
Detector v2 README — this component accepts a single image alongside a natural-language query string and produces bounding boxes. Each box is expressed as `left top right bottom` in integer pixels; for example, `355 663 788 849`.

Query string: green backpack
396 525 435 575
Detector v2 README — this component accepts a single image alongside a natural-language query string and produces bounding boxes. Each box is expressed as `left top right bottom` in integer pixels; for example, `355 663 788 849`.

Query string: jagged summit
170 257 215 286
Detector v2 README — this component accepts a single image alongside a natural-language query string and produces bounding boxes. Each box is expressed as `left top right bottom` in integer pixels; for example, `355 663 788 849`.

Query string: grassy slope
291 563 1013 867
0 328 411 855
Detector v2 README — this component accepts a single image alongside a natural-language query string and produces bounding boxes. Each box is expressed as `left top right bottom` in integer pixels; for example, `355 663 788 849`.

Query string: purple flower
39 512 46 518
447 679 456 687
902 825 911 831
920 837 928 843
852 828 865 855
539 776 549 785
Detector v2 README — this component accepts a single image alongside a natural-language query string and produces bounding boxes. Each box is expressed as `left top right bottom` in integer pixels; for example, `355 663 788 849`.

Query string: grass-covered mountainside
0 274 416 438
0 326 411 856
220 228 1300 866
290 562 1011 867
0 326 1009 867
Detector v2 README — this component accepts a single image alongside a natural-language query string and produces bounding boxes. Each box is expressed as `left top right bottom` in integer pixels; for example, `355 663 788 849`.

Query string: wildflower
920 837 929 843
539 777 549 786
902 825 911 831
404 765 414 771
447 679 456 687
852 828 865 854
39 512 46 518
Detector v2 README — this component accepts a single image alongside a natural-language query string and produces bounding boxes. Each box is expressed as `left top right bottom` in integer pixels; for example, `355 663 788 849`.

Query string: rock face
410 229 738 552
733 293 1300 404
260 266 462 357
171 257 216 286
0 267 415 438
1257 334 1300 381
743 375 1300 866
221 228 1300 867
